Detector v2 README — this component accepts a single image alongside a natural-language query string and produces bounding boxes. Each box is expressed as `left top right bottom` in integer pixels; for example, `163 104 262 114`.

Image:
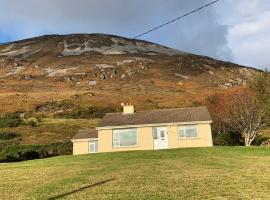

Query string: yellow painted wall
98 127 154 152
73 140 89 155
73 123 213 154
168 124 213 148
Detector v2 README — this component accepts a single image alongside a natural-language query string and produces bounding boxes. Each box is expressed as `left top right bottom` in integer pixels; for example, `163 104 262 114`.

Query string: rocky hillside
0 34 258 114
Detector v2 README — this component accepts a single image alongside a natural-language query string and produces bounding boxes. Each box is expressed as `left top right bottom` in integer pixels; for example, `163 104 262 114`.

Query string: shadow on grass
48 178 116 200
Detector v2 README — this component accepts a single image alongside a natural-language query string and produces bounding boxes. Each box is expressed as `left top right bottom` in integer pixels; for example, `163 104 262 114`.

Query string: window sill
178 138 199 140
113 145 140 148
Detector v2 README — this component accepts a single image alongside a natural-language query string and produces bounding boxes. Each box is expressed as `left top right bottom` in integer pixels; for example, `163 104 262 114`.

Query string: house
71 104 213 155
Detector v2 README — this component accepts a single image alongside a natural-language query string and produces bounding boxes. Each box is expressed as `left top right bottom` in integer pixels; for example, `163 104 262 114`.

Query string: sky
0 0 269 69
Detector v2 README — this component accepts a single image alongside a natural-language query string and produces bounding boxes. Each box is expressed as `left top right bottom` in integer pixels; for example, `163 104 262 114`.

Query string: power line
101 0 221 53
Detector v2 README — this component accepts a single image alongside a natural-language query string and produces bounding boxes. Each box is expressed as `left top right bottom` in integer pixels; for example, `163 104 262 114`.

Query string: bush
252 136 270 146
0 140 19 152
213 131 243 146
23 117 39 127
54 106 117 119
0 114 22 128
0 141 72 162
0 132 19 140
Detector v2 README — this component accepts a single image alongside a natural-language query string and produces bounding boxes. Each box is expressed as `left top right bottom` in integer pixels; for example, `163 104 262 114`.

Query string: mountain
0 33 257 114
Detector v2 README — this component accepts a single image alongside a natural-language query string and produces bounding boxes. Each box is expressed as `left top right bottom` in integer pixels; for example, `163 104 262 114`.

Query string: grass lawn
0 147 269 200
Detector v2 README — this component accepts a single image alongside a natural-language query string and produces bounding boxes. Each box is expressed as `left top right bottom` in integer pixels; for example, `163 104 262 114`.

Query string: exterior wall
73 140 89 155
98 123 212 153
72 139 97 155
168 123 213 148
98 127 154 152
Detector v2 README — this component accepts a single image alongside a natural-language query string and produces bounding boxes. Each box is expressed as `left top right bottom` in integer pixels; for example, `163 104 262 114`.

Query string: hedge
0 141 72 162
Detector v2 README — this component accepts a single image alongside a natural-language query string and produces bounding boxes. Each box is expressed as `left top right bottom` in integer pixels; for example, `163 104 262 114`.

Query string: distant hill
0 33 258 113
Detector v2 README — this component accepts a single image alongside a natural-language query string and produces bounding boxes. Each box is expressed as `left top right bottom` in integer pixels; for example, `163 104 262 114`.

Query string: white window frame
112 128 138 148
89 140 98 153
178 125 198 139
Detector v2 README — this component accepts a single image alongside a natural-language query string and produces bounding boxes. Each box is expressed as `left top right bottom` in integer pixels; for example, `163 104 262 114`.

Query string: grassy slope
0 147 269 200
0 118 99 144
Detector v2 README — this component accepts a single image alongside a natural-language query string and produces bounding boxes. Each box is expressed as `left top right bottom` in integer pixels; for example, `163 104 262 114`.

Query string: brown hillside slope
0 34 258 113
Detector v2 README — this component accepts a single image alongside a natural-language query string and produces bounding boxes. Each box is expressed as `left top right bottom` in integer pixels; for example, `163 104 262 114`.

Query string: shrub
0 145 40 162
0 140 19 152
0 114 22 128
0 132 19 140
252 136 270 146
0 141 72 162
23 117 39 127
213 131 242 146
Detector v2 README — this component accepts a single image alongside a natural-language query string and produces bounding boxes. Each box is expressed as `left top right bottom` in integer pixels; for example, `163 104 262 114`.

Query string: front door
153 127 168 149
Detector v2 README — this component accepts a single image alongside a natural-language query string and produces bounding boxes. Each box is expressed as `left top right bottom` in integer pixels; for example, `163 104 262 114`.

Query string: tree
208 88 268 146
249 70 270 118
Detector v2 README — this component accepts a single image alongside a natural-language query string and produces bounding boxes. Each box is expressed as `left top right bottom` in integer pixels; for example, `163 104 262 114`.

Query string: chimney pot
122 103 135 114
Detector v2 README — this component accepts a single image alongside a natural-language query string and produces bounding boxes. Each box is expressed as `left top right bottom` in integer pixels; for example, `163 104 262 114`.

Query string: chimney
121 103 135 114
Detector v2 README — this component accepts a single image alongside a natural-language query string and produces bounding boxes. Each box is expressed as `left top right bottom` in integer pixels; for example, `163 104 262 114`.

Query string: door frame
153 127 169 150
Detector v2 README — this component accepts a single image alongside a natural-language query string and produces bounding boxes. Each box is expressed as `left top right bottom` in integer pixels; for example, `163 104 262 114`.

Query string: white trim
71 138 98 142
97 120 212 130
89 140 98 153
112 145 140 149
153 126 169 150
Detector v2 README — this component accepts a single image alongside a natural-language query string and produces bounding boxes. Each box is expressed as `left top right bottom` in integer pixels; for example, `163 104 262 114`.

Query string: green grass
0 147 270 199
0 118 99 144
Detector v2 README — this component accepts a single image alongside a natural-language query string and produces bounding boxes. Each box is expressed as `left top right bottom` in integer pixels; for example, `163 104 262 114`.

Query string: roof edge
104 106 209 115
97 120 212 130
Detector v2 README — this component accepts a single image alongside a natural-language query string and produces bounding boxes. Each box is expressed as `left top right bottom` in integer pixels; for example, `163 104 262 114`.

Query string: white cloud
217 1 270 69
0 0 269 69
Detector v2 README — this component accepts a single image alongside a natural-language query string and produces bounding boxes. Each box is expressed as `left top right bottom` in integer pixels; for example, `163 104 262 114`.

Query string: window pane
113 129 137 147
119 130 137 146
179 128 185 139
186 126 197 138
89 141 96 153
160 131 165 140
113 132 119 147
153 128 158 139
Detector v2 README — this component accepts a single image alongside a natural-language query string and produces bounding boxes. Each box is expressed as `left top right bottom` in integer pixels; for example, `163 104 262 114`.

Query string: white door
153 127 168 149
89 140 98 153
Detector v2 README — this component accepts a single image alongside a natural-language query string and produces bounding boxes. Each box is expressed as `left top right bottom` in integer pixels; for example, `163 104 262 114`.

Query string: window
160 131 165 140
178 125 198 139
113 128 137 147
89 140 98 153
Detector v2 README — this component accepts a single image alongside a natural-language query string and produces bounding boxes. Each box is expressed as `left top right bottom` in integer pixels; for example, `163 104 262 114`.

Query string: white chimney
122 103 135 114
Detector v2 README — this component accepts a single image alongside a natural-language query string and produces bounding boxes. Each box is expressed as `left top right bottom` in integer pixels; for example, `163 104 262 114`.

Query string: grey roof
98 106 212 128
72 129 98 140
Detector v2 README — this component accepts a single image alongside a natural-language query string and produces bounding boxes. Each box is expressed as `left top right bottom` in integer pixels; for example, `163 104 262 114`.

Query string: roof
97 106 212 128
72 129 98 140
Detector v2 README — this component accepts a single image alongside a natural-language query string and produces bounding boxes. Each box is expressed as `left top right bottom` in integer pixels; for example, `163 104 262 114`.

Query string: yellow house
72 105 213 155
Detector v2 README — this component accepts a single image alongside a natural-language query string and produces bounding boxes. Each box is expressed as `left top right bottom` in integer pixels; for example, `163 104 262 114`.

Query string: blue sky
0 0 269 69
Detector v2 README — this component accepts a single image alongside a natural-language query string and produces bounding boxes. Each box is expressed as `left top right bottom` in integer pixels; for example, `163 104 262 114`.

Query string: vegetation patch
0 141 72 162
0 114 22 128
36 100 75 113
22 117 40 127
0 132 19 140
54 106 116 119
